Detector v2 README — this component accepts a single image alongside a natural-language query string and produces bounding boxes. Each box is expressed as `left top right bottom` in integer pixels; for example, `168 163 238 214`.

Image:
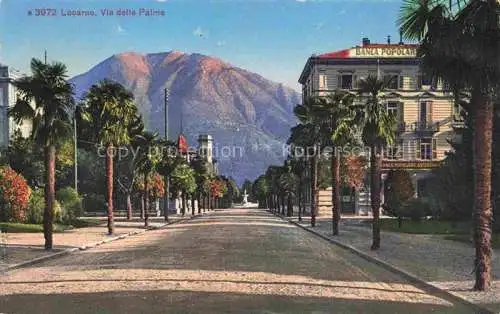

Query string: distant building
298 37 460 215
169 133 217 215
0 64 32 148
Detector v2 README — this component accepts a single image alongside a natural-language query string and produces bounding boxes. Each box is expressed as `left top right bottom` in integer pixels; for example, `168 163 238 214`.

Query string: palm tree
318 91 359 235
9 58 74 249
399 0 500 291
136 131 162 227
280 160 299 217
292 96 327 227
170 163 196 216
191 155 210 214
116 113 145 220
357 76 397 250
289 157 306 221
82 79 136 234
265 166 283 213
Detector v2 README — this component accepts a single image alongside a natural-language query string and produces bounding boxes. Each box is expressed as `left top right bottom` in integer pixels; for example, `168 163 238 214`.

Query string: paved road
0 209 476 313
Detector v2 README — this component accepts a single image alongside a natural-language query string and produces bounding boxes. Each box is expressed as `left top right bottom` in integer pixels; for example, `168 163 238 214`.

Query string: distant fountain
242 189 249 204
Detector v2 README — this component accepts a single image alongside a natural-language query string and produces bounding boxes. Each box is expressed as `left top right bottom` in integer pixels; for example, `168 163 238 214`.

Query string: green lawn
444 234 500 249
377 218 470 234
0 218 103 233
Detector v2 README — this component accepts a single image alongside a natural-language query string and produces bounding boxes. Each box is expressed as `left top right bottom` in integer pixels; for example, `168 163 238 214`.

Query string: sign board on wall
381 160 441 170
352 46 417 58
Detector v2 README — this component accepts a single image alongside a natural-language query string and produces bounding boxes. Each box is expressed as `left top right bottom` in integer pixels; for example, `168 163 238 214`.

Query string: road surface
0 209 475 313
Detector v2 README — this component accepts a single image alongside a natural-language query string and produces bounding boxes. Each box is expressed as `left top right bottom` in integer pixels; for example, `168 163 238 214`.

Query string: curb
1 215 198 273
268 210 494 314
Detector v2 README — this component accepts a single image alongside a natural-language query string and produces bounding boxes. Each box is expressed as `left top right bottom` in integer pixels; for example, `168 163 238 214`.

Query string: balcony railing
398 121 440 133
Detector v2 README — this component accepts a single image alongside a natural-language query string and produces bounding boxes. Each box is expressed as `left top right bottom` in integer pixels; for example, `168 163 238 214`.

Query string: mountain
70 51 300 185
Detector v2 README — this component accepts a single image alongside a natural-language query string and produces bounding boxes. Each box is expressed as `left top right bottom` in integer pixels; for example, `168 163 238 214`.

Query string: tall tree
291 96 326 227
135 131 162 227
82 79 136 234
399 0 500 291
319 91 360 235
116 113 145 220
356 76 397 250
9 58 74 249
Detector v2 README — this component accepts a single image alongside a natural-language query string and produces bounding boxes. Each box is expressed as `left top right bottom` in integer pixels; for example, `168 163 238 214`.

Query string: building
168 133 217 215
298 37 461 215
0 63 32 148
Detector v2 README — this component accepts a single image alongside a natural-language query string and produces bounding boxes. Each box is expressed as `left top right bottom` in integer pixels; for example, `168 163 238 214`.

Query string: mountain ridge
70 50 300 185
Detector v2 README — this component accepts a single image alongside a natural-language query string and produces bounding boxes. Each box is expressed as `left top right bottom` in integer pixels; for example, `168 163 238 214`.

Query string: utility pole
164 88 170 221
74 109 78 193
44 50 47 64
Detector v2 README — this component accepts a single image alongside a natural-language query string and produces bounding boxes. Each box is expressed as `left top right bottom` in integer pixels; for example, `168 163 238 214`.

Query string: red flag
178 135 188 153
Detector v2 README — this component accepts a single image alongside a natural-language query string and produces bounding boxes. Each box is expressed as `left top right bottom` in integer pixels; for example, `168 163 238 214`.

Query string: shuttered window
432 138 437 159
319 74 327 90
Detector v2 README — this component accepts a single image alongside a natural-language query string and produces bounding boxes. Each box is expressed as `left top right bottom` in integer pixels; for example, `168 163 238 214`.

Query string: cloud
156 0 167 2
193 26 207 38
217 40 226 47
337 9 347 15
314 22 324 30
115 24 125 33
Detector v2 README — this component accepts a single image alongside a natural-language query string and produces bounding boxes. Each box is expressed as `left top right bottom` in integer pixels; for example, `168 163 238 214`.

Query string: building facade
0 64 31 148
298 38 461 215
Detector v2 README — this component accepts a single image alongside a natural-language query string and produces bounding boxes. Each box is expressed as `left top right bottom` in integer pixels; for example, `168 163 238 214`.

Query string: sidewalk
287 215 500 313
0 215 185 271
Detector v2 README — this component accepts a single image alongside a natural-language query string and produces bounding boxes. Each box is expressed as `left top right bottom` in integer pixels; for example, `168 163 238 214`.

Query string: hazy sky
0 0 404 91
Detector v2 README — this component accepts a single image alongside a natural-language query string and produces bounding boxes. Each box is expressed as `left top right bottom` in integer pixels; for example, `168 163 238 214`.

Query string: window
386 102 398 117
384 140 403 160
419 74 433 88
453 103 463 118
443 80 451 91
419 138 432 160
417 138 437 160
419 101 433 124
384 74 400 89
338 74 353 90
319 74 328 90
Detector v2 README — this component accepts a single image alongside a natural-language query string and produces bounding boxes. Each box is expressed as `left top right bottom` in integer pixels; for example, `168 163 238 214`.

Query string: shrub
0 166 31 222
82 193 105 214
26 189 44 224
401 198 432 222
383 170 414 218
56 187 82 224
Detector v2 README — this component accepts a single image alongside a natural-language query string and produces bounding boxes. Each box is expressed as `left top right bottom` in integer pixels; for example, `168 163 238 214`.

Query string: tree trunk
140 194 145 220
164 176 169 222
280 194 285 215
473 89 493 291
370 145 382 250
181 191 186 216
43 145 56 249
144 173 149 227
106 145 115 235
191 193 196 216
298 174 303 221
126 193 132 220
332 155 341 236
311 151 319 227
287 195 293 217
197 193 202 214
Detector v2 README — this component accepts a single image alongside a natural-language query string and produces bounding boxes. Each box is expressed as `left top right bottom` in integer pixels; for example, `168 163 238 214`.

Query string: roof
299 43 420 84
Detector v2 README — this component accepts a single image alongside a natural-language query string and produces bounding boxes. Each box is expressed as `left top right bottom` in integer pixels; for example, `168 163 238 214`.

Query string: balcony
398 121 439 134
